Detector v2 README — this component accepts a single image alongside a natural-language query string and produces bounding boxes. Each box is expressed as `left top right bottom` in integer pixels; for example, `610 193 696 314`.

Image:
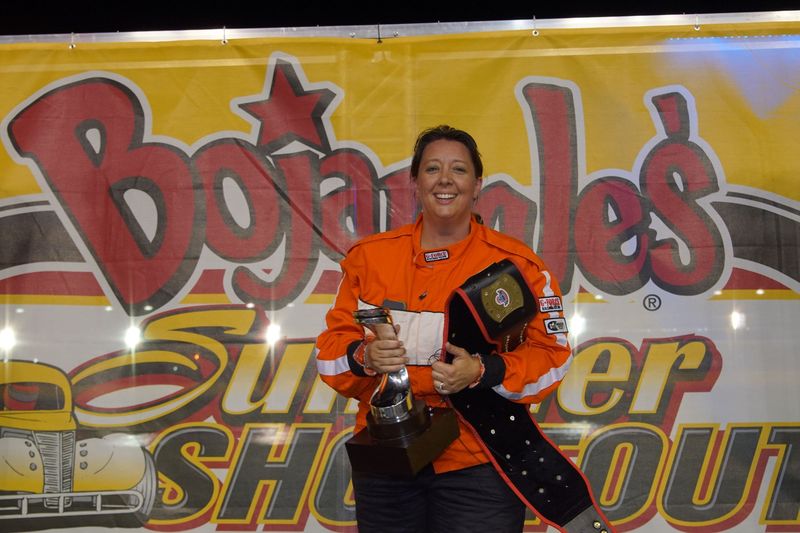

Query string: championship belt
446 259 614 532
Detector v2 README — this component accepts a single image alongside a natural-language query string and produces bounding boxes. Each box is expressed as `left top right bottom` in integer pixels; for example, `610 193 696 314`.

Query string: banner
0 13 798 532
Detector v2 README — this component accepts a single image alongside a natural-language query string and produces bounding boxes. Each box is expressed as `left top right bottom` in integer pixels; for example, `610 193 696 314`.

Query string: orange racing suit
315 215 572 474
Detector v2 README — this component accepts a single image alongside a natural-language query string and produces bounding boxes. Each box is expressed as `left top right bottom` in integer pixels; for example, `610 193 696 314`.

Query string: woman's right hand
365 324 407 373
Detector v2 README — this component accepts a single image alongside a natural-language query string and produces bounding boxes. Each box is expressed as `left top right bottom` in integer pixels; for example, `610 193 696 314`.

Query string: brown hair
410 125 483 179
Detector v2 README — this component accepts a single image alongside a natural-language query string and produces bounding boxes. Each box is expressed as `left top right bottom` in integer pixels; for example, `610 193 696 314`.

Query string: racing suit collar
412 214 480 267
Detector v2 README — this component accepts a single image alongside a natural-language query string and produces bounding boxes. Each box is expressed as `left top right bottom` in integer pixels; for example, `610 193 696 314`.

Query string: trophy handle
353 308 414 423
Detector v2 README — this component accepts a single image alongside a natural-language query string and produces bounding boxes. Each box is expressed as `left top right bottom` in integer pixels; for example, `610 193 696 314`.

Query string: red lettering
194 139 282 261
7 78 198 314
230 152 318 306
319 149 379 255
381 167 416 230
518 82 579 292
4 66 735 317
641 92 724 294
476 181 536 245
574 177 649 294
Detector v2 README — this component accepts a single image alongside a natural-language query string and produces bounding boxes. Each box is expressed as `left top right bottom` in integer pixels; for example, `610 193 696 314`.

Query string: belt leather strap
446 259 614 532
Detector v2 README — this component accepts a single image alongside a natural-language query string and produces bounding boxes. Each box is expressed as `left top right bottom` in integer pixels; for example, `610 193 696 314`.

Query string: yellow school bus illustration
0 360 156 526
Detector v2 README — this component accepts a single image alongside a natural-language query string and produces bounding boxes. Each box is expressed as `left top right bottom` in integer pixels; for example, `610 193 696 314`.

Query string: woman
315 125 573 532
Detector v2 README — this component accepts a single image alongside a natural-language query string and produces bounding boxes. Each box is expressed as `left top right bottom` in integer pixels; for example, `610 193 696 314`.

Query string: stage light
125 325 142 349
730 311 745 330
266 323 281 345
570 313 586 337
0 327 16 352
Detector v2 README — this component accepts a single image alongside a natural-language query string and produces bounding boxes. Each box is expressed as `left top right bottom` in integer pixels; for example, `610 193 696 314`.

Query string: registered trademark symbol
643 294 662 311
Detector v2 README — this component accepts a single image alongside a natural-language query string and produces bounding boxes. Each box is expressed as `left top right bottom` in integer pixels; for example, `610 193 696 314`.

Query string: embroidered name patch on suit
424 250 449 262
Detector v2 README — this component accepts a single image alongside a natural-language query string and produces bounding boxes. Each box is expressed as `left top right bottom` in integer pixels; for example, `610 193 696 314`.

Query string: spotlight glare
730 311 745 330
570 314 586 337
125 326 142 349
0 327 16 352
266 324 281 345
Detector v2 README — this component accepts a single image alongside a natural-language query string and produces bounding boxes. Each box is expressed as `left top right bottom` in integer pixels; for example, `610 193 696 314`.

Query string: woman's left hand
430 342 482 395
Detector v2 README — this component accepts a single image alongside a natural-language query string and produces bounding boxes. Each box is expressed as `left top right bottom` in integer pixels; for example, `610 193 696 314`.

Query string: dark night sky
2 1 798 36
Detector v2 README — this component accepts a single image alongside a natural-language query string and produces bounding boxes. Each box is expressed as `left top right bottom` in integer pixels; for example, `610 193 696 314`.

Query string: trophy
344 307 459 477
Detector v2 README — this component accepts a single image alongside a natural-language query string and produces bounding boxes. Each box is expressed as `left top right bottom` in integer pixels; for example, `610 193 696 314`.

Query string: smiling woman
411 126 484 249
313 124 605 532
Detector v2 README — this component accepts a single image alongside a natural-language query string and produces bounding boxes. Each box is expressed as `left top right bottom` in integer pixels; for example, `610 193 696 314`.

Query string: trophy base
345 407 460 477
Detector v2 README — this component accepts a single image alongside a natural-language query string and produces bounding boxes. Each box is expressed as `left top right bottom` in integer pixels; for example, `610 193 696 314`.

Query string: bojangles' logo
0 53 797 316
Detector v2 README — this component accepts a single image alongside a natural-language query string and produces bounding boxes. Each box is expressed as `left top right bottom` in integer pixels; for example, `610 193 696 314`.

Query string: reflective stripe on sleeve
315 350 352 376
493 354 573 401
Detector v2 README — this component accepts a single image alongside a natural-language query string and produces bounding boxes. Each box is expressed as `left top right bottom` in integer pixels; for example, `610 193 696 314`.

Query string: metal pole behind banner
1 10 798 45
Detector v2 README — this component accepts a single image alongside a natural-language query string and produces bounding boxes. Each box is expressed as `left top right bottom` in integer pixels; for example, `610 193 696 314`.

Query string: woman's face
415 139 482 229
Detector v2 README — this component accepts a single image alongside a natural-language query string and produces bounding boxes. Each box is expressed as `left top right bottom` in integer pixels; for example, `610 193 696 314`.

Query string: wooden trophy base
345 405 459 477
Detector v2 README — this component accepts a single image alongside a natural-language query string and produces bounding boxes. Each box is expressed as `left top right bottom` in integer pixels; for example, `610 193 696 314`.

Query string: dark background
2 1 798 36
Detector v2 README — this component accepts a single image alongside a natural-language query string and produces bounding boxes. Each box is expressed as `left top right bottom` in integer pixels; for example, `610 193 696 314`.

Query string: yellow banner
0 14 797 532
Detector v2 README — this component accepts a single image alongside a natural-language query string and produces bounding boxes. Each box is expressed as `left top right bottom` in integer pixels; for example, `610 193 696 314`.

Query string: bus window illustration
0 360 156 526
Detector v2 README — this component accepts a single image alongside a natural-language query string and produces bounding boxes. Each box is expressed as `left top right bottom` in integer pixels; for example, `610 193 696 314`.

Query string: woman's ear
474 177 483 201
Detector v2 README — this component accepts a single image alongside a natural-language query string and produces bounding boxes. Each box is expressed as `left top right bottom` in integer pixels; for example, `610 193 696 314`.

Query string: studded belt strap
446 260 615 532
